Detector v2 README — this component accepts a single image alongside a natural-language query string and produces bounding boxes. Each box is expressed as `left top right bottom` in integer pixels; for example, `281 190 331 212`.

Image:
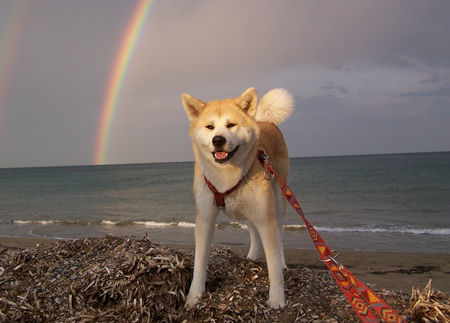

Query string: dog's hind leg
246 221 263 261
275 188 287 269
185 209 218 307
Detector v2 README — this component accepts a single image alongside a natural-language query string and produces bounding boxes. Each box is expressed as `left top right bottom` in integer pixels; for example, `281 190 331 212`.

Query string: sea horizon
1 149 449 170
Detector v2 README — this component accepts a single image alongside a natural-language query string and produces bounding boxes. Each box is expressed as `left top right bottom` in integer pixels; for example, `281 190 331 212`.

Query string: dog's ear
235 87 258 117
181 93 206 122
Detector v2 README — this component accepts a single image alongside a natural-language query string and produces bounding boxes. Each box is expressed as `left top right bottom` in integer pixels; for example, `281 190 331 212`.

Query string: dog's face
182 88 260 166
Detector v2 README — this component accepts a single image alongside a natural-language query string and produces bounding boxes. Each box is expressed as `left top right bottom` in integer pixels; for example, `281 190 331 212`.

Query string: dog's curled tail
255 88 294 125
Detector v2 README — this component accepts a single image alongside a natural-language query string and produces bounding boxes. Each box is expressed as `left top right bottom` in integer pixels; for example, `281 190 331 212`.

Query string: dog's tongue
215 151 228 160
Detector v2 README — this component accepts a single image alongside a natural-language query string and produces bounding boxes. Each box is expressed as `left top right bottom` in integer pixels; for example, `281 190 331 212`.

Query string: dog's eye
227 123 236 128
205 125 214 130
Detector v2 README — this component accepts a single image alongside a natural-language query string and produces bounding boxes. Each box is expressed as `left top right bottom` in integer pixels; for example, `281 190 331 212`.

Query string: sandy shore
1 235 448 295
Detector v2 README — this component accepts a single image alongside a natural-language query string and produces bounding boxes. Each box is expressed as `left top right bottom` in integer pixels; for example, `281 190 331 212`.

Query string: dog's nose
212 135 226 148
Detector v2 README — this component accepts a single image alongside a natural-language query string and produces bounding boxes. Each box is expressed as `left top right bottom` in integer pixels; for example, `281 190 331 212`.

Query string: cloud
376 55 414 69
420 72 449 84
1 0 450 167
284 89 450 158
293 94 343 114
320 82 349 94
128 0 450 94
396 84 450 99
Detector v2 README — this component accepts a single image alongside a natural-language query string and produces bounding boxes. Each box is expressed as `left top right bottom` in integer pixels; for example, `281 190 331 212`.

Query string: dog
181 87 294 309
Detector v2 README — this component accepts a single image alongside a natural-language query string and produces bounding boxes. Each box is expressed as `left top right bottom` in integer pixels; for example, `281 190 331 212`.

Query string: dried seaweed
409 279 450 322
1 236 190 322
0 236 421 322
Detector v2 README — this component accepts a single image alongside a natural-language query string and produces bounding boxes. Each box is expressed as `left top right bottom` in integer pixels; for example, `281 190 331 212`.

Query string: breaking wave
315 226 450 235
9 219 448 235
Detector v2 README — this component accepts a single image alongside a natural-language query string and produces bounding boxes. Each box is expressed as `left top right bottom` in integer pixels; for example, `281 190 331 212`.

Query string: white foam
316 226 450 235
228 223 306 231
229 222 247 229
14 220 32 224
10 219 449 236
14 220 59 225
133 221 177 227
284 224 307 231
177 221 196 228
102 220 119 225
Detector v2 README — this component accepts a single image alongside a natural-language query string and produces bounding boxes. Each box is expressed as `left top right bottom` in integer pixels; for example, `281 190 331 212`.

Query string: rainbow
93 0 155 165
0 1 28 123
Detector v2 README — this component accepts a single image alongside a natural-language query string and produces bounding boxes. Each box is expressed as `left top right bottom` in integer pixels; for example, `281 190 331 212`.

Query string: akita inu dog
182 87 294 309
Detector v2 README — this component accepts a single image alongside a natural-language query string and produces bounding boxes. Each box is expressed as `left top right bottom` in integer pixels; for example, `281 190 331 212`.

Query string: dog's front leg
254 218 286 309
185 209 217 307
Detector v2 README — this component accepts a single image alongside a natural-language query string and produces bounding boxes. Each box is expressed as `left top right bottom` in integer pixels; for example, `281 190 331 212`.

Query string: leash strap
258 150 405 323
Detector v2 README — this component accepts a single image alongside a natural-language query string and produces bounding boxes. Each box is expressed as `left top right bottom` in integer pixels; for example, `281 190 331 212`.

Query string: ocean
0 152 449 253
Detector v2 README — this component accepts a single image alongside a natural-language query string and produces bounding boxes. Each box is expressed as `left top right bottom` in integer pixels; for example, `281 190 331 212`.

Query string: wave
132 221 188 228
315 226 450 235
285 225 307 231
13 220 85 225
101 220 120 225
14 220 60 225
177 221 196 228
10 219 449 235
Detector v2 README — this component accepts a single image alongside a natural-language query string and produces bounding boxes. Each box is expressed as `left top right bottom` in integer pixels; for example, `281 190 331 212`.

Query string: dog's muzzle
212 135 226 148
211 135 239 163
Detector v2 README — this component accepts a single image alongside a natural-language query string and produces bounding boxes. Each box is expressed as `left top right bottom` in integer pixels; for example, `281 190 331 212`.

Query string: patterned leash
257 150 406 323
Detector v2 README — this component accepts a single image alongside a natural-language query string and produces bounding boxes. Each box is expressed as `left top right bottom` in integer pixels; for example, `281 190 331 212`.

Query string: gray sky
0 0 449 168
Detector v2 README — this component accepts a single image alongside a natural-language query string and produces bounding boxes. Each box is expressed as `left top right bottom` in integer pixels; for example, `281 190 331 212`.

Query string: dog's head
182 88 260 165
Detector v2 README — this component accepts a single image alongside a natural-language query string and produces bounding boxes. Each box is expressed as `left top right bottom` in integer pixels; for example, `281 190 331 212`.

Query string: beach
1 235 448 321
1 153 449 321
1 236 448 294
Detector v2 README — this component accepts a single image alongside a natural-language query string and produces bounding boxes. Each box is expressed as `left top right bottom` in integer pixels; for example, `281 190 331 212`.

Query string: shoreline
1 235 449 294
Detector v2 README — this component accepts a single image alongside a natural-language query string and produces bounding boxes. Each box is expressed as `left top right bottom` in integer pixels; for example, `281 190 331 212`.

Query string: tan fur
182 87 292 309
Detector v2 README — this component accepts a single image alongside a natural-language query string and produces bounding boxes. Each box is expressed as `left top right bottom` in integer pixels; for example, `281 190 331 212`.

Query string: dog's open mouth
212 146 239 163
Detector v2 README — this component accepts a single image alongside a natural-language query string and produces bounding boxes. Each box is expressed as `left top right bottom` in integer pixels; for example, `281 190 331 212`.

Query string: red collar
204 150 266 207
204 175 244 207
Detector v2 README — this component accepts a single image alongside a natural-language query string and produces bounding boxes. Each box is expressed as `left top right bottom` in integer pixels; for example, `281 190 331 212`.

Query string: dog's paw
266 296 286 309
246 246 263 261
185 292 200 308
246 253 261 261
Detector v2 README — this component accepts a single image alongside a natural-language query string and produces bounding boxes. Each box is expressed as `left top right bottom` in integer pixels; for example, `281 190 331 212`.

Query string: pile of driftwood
409 279 449 322
0 235 444 322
